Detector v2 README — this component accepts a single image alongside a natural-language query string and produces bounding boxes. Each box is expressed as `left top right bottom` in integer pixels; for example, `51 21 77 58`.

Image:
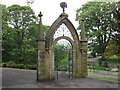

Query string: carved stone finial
60 2 67 13
38 12 43 18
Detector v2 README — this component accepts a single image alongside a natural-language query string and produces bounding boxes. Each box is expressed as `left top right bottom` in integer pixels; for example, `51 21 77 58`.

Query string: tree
76 2 119 58
111 1 120 55
110 2 120 55
1 4 13 62
105 40 119 57
54 45 68 63
54 44 72 71
2 4 37 64
2 3 51 64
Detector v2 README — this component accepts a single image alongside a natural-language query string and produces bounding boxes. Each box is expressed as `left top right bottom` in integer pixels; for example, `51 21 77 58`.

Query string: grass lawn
89 75 120 82
88 70 105 74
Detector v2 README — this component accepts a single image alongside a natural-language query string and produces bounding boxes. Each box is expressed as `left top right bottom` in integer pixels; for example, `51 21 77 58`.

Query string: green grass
89 75 120 82
88 70 105 74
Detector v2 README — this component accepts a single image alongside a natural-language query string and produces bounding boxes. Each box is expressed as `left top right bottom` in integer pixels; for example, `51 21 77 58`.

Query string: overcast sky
1 0 91 28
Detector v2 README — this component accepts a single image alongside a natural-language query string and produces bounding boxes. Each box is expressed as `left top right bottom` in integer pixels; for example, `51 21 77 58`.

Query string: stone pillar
37 12 46 81
73 43 82 78
80 20 88 77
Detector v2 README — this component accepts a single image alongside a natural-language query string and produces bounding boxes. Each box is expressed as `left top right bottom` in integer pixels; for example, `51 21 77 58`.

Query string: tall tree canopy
2 4 37 64
76 2 120 58
2 4 50 64
111 2 120 48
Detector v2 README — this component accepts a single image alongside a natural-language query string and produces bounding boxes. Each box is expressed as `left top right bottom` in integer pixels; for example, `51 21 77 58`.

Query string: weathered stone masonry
37 2 88 81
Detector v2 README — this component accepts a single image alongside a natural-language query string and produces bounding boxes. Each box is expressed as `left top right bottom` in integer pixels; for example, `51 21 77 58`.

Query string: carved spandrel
53 23 73 40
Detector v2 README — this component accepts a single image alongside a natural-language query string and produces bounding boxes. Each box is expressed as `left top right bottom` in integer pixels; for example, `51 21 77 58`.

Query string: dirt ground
1 68 119 88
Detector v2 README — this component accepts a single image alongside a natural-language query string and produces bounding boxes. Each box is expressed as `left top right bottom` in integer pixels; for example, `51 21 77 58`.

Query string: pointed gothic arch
46 14 79 49
37 2 88 81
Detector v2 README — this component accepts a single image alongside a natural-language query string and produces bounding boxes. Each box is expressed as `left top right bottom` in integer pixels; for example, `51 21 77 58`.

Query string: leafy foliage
1 61 36 70
54 44 72 71
76 2 120 58
2 4 38 64
1 4 56 66
105 40 119 57
111 2 120 42
2 2 120 70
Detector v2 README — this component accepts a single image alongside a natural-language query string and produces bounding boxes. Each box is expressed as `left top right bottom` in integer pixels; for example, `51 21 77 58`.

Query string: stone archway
36 2 88 81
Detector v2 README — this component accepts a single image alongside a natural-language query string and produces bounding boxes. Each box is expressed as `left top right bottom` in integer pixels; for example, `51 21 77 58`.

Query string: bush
2 61 36 70
108 55 119 59
97 58 107 61
12 64 18 68
108 55 120 62
6 61 16 67
88 64 112 71
97 58 107 66
97 56 120 67
17 64 26 69
105 68 111 71
26 65 36 70
1 63 7 67
56 65 67 71
111 68 118 72
102 62 108 67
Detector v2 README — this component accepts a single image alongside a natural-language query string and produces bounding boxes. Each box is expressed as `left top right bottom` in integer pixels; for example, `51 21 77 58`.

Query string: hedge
1 61 36 70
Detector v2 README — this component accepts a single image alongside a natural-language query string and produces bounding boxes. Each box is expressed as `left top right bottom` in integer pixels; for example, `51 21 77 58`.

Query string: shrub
1 63 7 67
105 68 111 71
108 55 119 59
102 62 108 67
107 55 120 62
111 68 118 72
97 58 107 66
0 63 2 67
1 61 37 70
25 65 36 70
97 58 107 61
6 61 16 67
12 64 18 68
17 64 26 69
97 56 120 67
88 64 112 71
31 65 36 70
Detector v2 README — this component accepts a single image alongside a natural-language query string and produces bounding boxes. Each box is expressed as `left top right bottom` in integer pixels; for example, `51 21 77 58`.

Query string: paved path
88 73 118 78
2 68 119 88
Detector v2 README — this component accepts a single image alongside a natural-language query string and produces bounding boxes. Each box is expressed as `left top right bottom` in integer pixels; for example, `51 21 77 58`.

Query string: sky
0 0 91 28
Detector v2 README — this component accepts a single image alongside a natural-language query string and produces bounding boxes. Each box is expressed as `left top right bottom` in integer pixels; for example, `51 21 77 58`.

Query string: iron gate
54 48 73 80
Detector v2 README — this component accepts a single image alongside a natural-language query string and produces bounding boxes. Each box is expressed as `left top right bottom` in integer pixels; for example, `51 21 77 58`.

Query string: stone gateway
36 2 87 81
